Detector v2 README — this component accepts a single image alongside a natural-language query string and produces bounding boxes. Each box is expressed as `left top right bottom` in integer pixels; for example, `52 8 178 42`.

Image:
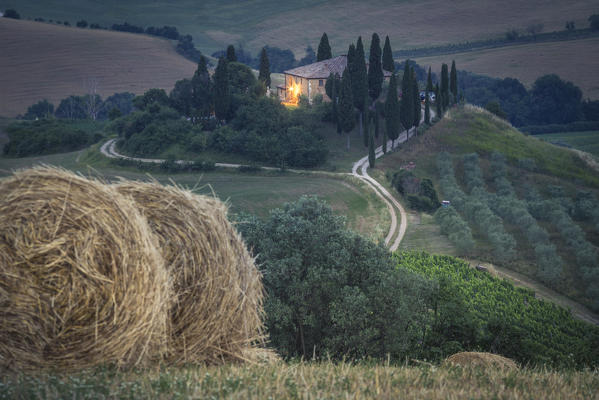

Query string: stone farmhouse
277 55 393 105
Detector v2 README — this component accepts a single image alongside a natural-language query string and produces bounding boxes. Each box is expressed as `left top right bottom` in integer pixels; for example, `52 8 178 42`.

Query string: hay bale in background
115 180 266 365
443 352 518 370
0 167 170 371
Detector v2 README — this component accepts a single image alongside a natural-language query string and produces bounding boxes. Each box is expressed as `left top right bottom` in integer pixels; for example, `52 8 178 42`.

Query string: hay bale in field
0 167 170 371
115 180 267 365
443 352 518 370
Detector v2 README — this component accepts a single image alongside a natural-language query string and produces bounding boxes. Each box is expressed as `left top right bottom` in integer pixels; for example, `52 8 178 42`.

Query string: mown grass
413 37 599 99
4 0 597 57
0 18 196 118
0 143 388 239
537 130 599 158
2 362 597 399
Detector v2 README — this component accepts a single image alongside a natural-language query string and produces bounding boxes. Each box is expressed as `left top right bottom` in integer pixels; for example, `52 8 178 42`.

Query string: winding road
101 125 416 250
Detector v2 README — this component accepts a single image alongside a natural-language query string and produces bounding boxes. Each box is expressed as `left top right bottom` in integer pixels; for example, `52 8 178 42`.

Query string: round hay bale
114 180 266 365
0 167 170 371
443 351 518 370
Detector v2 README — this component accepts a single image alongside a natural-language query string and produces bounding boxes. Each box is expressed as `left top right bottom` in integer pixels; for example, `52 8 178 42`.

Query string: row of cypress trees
318 32 458 167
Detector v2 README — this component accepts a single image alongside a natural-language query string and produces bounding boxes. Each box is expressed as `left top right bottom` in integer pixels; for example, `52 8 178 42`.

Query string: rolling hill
2 0 597 58
0 18 196 117
374 104 599 313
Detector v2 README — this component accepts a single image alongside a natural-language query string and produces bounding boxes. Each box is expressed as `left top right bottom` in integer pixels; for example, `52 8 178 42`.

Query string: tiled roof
284 55 394 79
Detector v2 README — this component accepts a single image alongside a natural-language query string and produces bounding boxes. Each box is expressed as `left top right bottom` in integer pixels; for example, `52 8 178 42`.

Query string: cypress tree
374 105 380 139
441 63 449 111
226 45 237 62
382 35 394 73
213 57 230 122
450 60 458 104
317 32 332 61
385 74 400 149
191 55 212 119
400 61 413 135
412 67 421 130
424 67 432 124
363 109 370 147
338 68 355 150
435 83 443 117
383 126 388 153
368 33 383 103
258 47 271 88
353 37 368 139
368 127 376 168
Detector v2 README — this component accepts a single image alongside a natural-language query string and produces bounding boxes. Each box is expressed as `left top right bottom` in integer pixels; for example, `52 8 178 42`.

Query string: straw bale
443 351 518 370
0 167 170 371
115 180 266 365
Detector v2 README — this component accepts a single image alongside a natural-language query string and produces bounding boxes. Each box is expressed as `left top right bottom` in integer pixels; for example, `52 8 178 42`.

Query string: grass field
0 17 196 117
537 130 599 158
413 37 599 99
0 144 389 240
2 362 598 399
2 0 597 57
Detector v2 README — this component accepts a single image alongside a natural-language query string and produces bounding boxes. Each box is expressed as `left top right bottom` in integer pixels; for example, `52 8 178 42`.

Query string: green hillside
375 105 599 311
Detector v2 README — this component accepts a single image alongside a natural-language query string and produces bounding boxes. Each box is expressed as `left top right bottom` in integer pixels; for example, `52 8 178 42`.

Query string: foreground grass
2 362 598 399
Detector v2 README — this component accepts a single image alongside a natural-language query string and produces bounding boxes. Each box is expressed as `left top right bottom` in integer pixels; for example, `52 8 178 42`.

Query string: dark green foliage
237 197 433 360
191 56 213 119
107 108 122 120
412 68 421 128
385 74 401 146
367 33 383 102
353 37 368 113
441 63 449 110
227 62 257 96
338 68 355 148
4 119 103 157
363 110 370 148
24 99 54 120
169 78 194 116
261 46 296 73
176 34 203 63
400 63 413 132
530 74 583 124
258 47 271 88
382 36 394 72
589 14 599 30
485 101 507 119
390 170 439 212
424 67 432 124
297 45 316 66
226 44 237 62
396 252 599 368
317 32 332 61
76 20 88 28
374 103 381 138
213 57 230 121
450 60 458 104
368 127 375 168
55 95 87 119
582 99 599 121
133 88 170 111
98 92 134 120
3 9 20 19
382 127 387 153
435 83 442 117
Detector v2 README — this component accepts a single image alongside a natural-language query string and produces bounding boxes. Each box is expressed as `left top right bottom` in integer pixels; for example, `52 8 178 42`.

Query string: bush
3 119 104 157
237 197 433 360
3 9 20 19
23 99 54 120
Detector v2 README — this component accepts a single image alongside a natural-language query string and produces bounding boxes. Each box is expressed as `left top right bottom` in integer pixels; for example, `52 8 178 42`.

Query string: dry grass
248 0 598 56
414 37 599 99
114 180 269 365
2 361 598 399
0 167 170 371
444 352 519 371
0 18 196 117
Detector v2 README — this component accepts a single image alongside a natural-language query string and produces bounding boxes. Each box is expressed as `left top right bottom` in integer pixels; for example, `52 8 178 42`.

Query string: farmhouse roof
284 55 393 79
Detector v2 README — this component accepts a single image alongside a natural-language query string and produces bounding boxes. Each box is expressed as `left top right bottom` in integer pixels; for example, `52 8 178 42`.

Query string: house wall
285 75 331 103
